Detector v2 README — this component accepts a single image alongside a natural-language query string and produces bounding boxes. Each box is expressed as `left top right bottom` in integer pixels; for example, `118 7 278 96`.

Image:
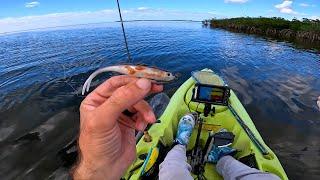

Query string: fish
82 65 176 95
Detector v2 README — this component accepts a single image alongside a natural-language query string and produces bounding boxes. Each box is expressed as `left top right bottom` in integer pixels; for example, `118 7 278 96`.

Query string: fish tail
82 66 120 95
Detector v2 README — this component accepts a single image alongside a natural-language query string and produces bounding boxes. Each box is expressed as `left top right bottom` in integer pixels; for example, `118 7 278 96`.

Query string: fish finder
192 83 230 106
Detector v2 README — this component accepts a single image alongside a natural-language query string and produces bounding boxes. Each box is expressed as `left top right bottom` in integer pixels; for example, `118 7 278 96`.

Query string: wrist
73 161 99 180
73 160 121 180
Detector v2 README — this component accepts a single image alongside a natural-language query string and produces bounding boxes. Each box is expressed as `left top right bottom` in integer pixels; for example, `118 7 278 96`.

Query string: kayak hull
125 70 288 180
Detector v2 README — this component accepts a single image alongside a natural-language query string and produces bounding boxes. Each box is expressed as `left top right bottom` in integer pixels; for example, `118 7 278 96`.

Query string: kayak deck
125 70 288 180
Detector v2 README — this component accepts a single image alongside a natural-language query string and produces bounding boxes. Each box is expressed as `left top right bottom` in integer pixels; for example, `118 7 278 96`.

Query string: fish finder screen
198 86 224 102
192 84 230 105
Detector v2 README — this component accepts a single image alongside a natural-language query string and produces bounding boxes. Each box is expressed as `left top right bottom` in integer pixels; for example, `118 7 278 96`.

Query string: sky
0 0 319 33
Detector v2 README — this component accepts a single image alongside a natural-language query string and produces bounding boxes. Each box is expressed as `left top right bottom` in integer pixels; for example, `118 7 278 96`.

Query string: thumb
96 78 152 125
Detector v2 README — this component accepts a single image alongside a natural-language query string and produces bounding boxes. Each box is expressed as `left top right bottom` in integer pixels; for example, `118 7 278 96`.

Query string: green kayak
124 69 288 180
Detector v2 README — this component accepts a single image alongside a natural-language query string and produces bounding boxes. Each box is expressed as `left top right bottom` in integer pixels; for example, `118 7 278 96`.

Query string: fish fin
136 62 150 66
149 65 171 72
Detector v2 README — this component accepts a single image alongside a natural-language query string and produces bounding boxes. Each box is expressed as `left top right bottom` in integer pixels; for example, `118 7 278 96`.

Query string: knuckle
80 101 86 111
135 100 152 112
112 87 132 103
108 75 128 87
83 118 98 134
103 80 112 88
108 75 121 81
79 104 96 132
118 87 132 97
142 100 152 110
108 95 123 108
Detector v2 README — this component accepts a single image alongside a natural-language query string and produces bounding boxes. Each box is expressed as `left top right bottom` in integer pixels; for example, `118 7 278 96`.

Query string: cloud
208 11 219 15
137 7 148 10
310 15 320 20
224 0 248 3
25 1 40 8
0 8 220 33
275 0 298 15
299 3 310 7
299 3 316 7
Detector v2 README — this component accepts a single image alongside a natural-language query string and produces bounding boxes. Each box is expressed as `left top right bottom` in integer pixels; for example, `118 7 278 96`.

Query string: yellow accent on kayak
141 146 159 176
124 69 288 180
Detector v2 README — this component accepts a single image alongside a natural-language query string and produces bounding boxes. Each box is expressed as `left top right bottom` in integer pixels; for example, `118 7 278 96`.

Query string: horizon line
0 20 203 35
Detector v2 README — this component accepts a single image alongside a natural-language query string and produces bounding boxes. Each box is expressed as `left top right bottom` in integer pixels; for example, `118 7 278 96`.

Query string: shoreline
204 17 320 51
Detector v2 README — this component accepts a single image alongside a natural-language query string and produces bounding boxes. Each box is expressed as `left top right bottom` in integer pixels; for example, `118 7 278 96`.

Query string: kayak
124 69 288 180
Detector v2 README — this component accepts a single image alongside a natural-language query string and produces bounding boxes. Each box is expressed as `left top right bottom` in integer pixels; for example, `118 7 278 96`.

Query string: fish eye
167 73 171 76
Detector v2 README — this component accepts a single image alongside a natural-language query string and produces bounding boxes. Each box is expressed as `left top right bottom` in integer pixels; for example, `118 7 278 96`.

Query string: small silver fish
82 65 176 95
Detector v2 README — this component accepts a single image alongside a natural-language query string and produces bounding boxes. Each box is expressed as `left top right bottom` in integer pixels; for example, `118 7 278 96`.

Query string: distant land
204 17 320 50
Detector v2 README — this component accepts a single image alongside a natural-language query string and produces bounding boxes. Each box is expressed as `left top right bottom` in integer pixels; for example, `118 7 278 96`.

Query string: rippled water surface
0 22 319 179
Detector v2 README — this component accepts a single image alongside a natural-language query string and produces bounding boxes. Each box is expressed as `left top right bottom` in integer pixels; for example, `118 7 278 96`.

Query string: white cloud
275 0 298 15
25 1 40 8
299 3 316 7
310 15 320 20
0 8 220 33
299 3 310 7
224 0 248 3
208 11 219 15
137 7 148 10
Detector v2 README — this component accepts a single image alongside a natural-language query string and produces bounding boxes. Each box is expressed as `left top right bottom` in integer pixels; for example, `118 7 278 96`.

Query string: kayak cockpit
124 70 288 180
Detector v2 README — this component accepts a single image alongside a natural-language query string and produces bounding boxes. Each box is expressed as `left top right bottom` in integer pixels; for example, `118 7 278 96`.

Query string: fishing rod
116 0 132 63
228 104 269 155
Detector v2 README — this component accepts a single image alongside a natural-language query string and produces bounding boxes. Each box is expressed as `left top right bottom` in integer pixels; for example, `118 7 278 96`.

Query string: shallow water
0 22 319 179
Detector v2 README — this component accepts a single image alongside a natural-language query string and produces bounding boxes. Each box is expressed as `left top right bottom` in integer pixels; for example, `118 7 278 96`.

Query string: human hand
73 75 163 180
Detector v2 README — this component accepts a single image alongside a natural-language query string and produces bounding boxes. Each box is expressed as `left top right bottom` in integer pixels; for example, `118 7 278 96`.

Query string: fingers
90 75 136 96
81 75 163 111
151 84 163 93
81 76 137 110
120 100 156 131
132 100 156 130
118 114 136 129
96 78 152 127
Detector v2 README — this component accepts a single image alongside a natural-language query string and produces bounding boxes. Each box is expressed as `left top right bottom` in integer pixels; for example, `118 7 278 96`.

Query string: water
0 22 319 179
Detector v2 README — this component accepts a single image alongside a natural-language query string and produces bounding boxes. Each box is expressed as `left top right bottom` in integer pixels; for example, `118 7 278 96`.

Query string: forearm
72 126 128 180
72 163 98 180
72 160 120 180
72 165 103 180
72 144 118 180
71 140 125 180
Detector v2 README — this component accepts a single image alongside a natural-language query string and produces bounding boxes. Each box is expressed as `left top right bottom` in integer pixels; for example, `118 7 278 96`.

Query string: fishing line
52 61 84 97
55 0 133 96
53 0 131 97
116 0 132 63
